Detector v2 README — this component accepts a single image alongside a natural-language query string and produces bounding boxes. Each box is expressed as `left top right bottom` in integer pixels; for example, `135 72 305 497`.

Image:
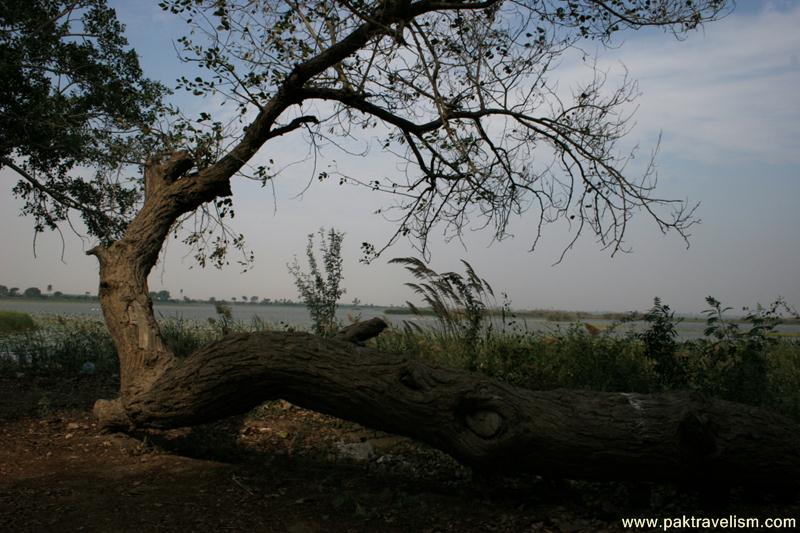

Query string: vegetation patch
0 311 36 335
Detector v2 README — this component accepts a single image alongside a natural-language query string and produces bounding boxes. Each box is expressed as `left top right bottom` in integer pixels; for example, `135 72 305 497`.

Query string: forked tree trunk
87 147 799 487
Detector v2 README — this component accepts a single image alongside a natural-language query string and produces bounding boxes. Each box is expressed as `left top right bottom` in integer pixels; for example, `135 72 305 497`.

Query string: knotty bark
94 330 799 485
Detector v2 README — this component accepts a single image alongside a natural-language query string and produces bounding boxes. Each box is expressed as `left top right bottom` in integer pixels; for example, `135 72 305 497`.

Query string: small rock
335 441 375 462
66 422 80 430
64 433 74 439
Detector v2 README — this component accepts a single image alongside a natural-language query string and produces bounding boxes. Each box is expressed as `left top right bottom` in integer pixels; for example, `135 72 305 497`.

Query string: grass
373 322 800 419
0 316 117 375
0 313 280 375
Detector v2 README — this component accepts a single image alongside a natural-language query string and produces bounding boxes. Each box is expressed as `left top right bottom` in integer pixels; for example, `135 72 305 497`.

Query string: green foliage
685 296 788 406
1 0 168 243
639 297 684 388
288 228 346 336
0 311 37 335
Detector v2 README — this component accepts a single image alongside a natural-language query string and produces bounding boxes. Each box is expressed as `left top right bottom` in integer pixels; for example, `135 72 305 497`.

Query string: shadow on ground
1 375 796 532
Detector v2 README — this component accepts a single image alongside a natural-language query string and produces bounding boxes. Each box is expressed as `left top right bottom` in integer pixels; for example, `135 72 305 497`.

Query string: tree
288 228 346 336
0 0 166 241
23 287 43 298
8 288 19 297
0 285 7 298
8 0 800 484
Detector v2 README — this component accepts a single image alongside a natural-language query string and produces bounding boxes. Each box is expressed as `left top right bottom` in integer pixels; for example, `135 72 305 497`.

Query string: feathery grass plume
389 257 497 368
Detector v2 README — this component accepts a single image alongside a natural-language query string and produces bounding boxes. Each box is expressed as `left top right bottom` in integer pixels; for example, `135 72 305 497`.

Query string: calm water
0 299 391 329
2 299 799 339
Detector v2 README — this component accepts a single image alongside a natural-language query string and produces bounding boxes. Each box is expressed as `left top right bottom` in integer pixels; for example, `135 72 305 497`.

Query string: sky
1 0 798 314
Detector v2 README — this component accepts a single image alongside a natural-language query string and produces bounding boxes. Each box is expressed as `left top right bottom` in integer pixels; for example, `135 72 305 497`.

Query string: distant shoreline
1 297 798 325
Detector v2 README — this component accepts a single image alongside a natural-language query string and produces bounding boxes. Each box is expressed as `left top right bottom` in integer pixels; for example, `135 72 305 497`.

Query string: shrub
288 228 346 336
0 311 37 335
639 297 685 389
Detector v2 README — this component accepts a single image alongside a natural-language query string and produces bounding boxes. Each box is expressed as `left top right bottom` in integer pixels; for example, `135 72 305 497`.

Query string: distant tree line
0 284 372 307
0 285 95 299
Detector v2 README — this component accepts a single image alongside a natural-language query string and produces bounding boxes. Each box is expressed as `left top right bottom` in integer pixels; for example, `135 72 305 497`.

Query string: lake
2 299 799 339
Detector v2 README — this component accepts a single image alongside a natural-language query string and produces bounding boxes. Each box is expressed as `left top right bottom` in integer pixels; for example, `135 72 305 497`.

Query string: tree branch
2 158 103 218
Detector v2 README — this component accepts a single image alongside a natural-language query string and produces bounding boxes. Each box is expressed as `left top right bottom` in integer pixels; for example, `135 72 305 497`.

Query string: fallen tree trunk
94 329 800 486
86 152 798 487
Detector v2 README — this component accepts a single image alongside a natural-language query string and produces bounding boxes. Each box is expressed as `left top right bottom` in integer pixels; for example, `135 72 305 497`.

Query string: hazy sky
1 1 798 314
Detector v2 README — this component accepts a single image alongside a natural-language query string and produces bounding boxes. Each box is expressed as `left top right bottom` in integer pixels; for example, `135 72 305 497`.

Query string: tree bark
335 317 388 344
93 329 800 486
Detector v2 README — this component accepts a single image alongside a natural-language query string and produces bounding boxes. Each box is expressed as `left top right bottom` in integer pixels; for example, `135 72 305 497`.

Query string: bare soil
0 375 796 532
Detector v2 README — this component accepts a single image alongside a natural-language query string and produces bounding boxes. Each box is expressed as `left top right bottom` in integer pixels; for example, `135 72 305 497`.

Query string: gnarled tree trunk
86 150 800 487
93 326 800 486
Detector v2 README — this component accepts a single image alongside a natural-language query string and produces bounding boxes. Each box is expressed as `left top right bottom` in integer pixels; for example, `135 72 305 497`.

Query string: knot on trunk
144 150 195 198
464 409 504 438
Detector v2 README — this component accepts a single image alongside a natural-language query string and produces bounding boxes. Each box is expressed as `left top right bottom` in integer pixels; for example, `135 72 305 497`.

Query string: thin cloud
612 4 800 165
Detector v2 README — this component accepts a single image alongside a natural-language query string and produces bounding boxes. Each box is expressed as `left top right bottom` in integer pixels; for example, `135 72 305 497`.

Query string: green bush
0 311 37 335
639 297 685 389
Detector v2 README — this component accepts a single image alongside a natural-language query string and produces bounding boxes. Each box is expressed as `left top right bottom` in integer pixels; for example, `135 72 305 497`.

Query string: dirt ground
0 375 797 532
